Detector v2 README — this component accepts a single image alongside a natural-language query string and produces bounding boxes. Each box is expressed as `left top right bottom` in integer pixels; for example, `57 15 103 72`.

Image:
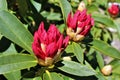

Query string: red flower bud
108 4 119 17
66 10 94 41
32 22 69 66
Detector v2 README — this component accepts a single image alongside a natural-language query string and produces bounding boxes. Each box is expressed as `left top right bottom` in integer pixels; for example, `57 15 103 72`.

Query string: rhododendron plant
66 10 94 41
1 0 120 80
32 22 69 66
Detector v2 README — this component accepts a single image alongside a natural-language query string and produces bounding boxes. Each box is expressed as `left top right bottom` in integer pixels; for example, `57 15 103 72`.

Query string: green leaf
114 18 120 39
0 10 33 54
92 14 116 28
59 61 96 76
72 42 84 64
95 72 106 80
91 39 120 59
30 0 41 12
0 0 7 10
57 24 65 33
47 12 62 21
2 43 17 54
3 44 21 80
22 77 42 80
65 43 73 53
4 70 21 80
96 0 107 7
96 52 104 69
58 0 72 23
41 11 62 21
110 59 120 74
0 33 2 40
43 72 64 80
87 4 98 13
61 74 74 80
112 73 120 80
0 54 37 74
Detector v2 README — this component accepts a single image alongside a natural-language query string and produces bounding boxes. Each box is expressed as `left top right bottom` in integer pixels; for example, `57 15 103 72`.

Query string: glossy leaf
22 77 42 80
87 4 98 13
43 72 64 80
65 43 73 53
2 43 17 54
92 13 116 28
96 0 107 7
30 0 41 12
112 73 120 80
0 33 2 40
57 24 65 33
58 0 72 23
95 72 106 80
61 74 74 80
110 59 120 74
0 10 33 54
3 44 21 80
59 61 96 76
96 52 104 69
0 0 7 10
72 42 84 64
114 19 120 39
41 11 62 21
0 54 37 74
91 39 120 59
4 70 21 80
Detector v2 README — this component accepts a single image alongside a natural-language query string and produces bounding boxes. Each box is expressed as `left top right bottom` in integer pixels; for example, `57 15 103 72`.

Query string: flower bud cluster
108 2 120 17
32 22 69 66
66 10 94 42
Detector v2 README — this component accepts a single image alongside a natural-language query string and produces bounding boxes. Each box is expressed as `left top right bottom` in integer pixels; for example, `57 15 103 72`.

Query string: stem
35 67 47 77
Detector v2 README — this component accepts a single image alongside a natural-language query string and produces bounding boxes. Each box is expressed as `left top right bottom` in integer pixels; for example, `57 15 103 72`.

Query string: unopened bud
78 1 86 11
63 56 71 61
101 65 112 76
32 21 36 26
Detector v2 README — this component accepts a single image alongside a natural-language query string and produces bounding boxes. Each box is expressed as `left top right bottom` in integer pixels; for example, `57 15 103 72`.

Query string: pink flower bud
66 10 94 42
108 4 119 17
32 22 69 66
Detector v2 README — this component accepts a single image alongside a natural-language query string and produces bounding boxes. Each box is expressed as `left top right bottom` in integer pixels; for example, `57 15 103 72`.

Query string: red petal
37 22 48 44
80 25 91 36
32 42 46 60
63 36 69 48
71 11 80 29
57 35 63 49
91 18 94 26
47 24 60 43
46 42 58 58
78 10 87 22
38 22 45 36
85 15 91 25
78 22 85 30
40 30 48 44
67 12 72 28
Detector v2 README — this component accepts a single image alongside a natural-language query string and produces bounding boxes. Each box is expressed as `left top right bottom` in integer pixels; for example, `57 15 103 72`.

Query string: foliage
0 0 120 80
